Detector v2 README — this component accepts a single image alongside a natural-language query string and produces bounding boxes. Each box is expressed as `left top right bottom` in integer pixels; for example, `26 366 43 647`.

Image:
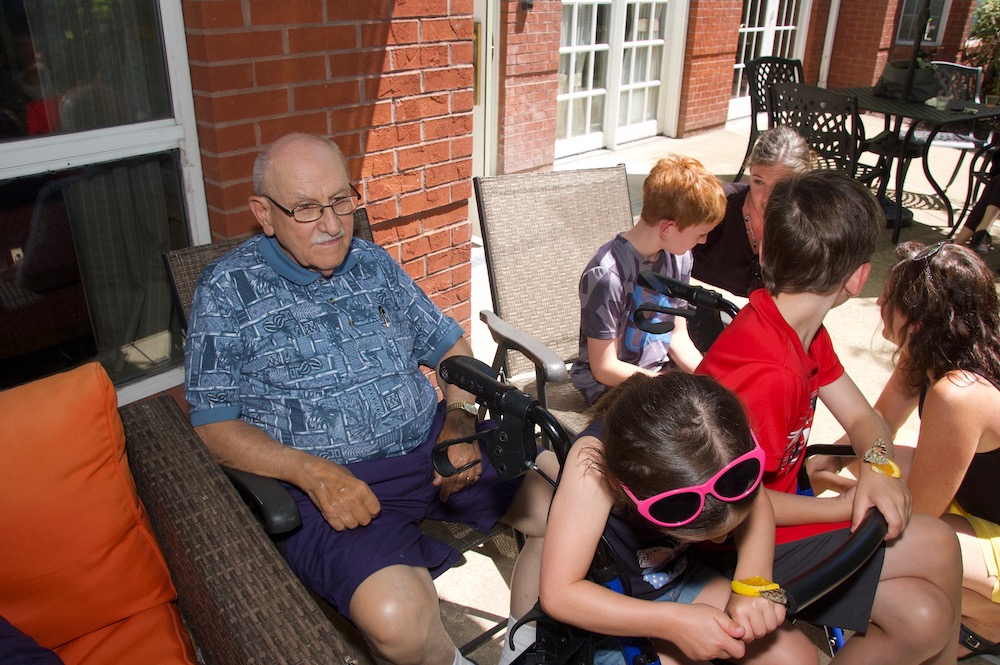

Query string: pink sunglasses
621 435 765 528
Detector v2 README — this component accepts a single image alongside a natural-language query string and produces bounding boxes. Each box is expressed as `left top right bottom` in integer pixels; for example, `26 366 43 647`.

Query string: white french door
729 0 810 119
555 0 679 158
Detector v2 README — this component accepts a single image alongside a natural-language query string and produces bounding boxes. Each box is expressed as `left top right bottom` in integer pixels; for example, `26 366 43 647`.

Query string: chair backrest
768 82 863 177
932 61 983 102
475 165 634 379
746 56 804 136
165 208 374 328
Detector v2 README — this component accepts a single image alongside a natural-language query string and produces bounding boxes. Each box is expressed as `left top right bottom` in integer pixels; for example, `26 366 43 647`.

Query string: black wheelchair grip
782 507 888 615
439 356 515 411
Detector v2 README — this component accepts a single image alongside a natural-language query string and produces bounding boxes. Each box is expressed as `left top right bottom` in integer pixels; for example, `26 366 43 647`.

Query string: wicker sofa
0 363 363 665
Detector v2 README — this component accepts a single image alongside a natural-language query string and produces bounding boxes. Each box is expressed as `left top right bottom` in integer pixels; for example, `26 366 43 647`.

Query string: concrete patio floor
438 115 1000 664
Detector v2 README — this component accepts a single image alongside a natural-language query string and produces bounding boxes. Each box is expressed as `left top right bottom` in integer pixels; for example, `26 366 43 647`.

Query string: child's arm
808 365 920 495
540 437 748 662
666 316 703 372
726 492 787 641
587 336 659 389
872 365 921 439
819 373 911 539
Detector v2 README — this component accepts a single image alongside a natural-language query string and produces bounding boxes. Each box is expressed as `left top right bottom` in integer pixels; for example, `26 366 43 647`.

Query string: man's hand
854 464 911 540
299 456 381 531
433 410 483 502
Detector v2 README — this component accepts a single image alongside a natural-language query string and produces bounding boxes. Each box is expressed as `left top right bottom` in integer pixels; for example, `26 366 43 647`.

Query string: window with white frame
895 0 952 47
0 0 207 402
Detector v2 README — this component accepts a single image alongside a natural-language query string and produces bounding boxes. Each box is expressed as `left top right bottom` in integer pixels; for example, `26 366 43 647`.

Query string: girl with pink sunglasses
539 372 819 665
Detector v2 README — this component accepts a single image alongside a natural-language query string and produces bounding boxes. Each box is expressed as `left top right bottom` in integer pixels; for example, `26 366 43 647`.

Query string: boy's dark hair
761 170 883 295
589 373 758 542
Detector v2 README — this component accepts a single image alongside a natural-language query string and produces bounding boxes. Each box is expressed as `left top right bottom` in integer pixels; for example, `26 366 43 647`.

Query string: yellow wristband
730 576 780 596
731 576 787 606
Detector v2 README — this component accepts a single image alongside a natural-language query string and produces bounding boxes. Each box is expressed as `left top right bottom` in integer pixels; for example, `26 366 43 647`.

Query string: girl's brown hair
587 373 759 542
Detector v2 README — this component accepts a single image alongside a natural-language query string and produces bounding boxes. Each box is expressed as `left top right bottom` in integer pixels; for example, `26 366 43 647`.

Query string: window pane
574 52 591 91
645 84 659 121
594 50 608 89
577 5 594 46
557 99 569 139
561 5 574 47
572 97 587 136
0 0 171 142
0 152 188 389
590 94 604 132
596 5 611 45
559 53 571 94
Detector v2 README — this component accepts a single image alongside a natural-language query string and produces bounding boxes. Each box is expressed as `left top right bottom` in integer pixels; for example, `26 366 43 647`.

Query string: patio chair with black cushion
734 56 804 182
474 165 635 440
768 82 883 187
165 207 517 658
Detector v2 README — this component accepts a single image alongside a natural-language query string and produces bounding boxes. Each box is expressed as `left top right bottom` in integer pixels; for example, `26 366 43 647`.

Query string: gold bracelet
862 438 901 478
731 576 788 606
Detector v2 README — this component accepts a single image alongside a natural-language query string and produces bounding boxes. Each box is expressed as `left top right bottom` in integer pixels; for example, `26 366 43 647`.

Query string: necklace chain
743 211 759 251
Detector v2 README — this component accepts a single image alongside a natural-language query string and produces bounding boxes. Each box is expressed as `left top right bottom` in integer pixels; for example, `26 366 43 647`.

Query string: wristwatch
446 401 479 418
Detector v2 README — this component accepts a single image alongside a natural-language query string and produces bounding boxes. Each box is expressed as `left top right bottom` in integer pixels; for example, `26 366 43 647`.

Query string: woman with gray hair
692 125 813 299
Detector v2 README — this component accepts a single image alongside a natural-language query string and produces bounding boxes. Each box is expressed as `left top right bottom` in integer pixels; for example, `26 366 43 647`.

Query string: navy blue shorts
282 404 523 619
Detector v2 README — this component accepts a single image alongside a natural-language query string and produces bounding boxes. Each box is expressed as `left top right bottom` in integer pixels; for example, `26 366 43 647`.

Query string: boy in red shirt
698 170 962 663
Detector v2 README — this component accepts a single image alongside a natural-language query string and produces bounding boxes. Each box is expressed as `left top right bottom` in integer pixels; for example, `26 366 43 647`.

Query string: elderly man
185 133 556 665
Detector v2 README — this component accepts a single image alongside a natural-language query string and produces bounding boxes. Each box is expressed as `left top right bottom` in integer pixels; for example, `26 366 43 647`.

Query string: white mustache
312 229 345 245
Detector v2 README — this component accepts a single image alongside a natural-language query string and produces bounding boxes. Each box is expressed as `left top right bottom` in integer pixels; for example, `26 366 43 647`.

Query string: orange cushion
0 363 186 658
55 603 195 665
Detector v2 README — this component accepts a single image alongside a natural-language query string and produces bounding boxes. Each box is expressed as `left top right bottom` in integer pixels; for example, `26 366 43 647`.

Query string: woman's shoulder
928 369 1000 406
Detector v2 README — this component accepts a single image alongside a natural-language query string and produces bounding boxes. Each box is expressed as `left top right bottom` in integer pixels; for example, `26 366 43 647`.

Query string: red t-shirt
697 290 849 543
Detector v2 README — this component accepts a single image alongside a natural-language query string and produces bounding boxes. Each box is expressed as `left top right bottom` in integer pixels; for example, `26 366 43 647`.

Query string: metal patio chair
474 165 635 439
735 56 804 182
768 82 883 187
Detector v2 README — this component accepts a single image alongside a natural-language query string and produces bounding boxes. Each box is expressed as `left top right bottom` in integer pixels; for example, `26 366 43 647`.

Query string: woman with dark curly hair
876 240 1000 660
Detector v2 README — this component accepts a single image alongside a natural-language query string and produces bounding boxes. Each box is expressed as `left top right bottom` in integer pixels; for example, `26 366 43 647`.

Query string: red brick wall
827 0 897 88
829 0 978 88
182 0 475 330
677 1 743 136
495 0 560 174
802 0 831 84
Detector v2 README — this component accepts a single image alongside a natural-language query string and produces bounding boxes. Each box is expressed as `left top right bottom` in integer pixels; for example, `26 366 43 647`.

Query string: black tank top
919 370 1000 523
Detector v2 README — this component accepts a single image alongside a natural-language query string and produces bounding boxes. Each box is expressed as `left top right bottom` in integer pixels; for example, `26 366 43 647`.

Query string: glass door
730 0 807 119
556 0 670 158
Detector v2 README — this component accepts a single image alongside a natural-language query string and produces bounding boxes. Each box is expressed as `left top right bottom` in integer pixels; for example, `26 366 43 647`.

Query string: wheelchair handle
436 356 571 479
638 270 741 320
782 507 888 616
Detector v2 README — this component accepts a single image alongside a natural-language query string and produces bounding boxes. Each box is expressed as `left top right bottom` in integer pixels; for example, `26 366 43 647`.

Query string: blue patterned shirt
184 235 464 464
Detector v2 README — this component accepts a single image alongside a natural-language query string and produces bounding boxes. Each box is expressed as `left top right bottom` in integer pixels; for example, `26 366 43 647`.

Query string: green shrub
966 0 1000 96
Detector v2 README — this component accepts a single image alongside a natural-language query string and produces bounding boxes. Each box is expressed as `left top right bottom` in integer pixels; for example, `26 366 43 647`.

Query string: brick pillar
677 1 743 135
496 0 560 174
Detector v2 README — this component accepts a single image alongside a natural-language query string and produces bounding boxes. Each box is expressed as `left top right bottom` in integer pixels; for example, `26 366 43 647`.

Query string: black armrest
480 310 568 383
783 507 888 615
221 466 301 536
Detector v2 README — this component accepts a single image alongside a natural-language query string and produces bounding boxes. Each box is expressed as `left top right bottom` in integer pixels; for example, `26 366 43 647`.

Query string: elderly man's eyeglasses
264 184 361 223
